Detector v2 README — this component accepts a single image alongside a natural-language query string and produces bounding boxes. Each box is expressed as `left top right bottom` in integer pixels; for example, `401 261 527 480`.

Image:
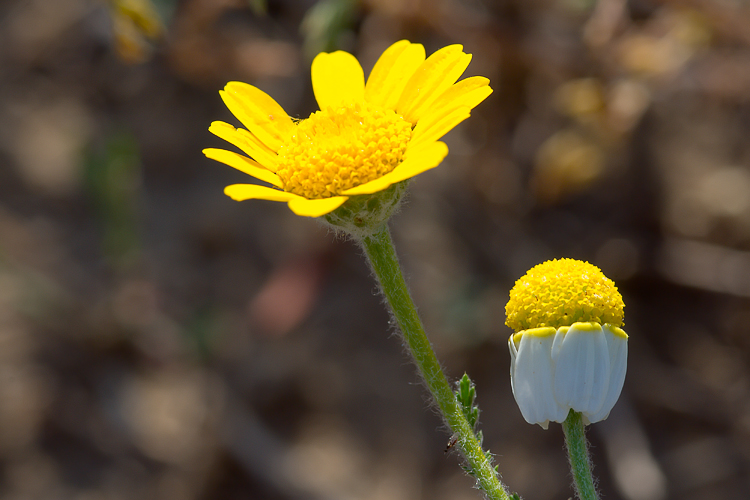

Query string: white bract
508 322 628 429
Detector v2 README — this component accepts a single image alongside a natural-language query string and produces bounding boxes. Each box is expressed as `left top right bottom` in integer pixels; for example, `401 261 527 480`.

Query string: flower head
203 41 492 220
506 258 625 331
506 259 628 429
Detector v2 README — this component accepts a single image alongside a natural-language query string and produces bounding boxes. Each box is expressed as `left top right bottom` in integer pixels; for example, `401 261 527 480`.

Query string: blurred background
1 0 750 499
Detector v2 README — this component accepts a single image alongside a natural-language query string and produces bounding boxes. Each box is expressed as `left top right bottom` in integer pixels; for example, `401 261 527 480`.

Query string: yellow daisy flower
203 40 492 218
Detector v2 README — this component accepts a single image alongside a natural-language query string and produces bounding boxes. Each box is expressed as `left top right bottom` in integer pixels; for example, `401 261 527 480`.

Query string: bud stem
562 410 600 500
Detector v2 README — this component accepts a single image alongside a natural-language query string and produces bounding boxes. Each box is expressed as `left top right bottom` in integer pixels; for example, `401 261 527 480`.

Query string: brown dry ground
2 0 750 499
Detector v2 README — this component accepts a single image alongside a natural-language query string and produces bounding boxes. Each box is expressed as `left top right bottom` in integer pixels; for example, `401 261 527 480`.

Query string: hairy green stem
562 411 599 500
361 225 510 500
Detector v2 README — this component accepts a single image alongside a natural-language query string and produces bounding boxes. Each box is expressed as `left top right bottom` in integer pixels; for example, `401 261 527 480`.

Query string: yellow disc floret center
505 258 624 332
276 102 412 199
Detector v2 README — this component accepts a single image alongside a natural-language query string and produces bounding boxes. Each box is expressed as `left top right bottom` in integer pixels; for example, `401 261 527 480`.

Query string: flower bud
505 259 628 428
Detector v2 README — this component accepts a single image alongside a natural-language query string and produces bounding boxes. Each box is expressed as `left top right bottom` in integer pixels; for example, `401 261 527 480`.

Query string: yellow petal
208 121 279 171
407 77 493 149
341 142 449 195
203 148 282 187
427 76 492 119
220 82 295 151
224 184 300 202
397 45 472 124
311 51 365 110
408 107 471 151
365 40 425 110
287 196 348 217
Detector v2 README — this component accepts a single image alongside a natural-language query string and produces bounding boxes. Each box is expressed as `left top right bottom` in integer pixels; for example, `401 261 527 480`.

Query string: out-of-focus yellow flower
506 259 628 429
532 129 605 204
554 78 605 120
204 40 492 218
617 8 711 78
110 0 164 64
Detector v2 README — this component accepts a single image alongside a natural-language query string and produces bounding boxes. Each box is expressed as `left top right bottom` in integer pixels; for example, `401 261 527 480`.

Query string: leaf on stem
456 372 480 430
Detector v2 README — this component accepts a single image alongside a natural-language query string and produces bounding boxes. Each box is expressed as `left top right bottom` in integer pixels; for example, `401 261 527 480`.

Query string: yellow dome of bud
505 259 624 332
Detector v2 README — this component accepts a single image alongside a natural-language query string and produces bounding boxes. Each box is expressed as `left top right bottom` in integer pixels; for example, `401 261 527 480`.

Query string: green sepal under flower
323 180 409 239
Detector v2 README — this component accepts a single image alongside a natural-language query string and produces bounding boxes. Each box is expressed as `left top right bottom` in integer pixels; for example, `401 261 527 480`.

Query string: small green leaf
456 373 480 430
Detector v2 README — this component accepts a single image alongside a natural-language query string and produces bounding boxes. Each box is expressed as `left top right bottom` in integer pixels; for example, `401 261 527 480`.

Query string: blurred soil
2 0 750 499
